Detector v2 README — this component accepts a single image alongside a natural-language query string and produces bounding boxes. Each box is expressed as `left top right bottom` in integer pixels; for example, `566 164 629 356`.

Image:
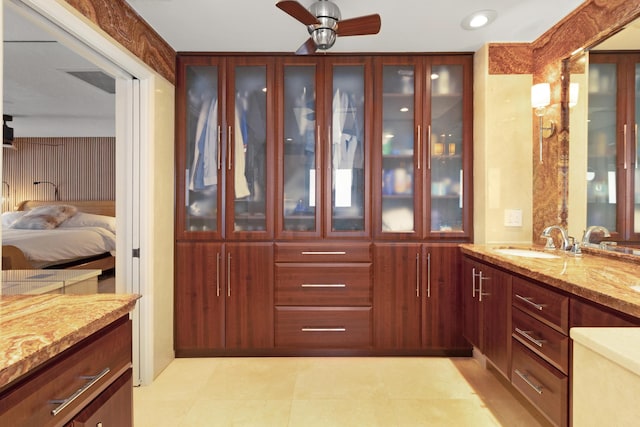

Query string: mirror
567 17 640 255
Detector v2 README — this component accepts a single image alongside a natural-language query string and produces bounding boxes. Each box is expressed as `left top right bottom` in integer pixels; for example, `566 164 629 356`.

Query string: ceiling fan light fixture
312 27 337 50
461 10 497 30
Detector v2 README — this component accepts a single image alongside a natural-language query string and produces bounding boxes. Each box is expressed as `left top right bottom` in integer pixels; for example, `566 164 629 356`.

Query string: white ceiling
6 0 635 139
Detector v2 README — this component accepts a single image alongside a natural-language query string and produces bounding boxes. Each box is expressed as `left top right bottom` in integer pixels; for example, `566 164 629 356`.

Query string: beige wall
568 62 588 239
474 45 533 244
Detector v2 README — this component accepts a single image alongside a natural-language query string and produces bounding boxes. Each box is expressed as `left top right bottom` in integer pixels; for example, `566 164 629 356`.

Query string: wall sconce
569 82 579 108
531 83 556 163
34 180 60 201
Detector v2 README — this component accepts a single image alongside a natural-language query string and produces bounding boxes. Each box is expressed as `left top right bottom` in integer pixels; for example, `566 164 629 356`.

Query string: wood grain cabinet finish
0 317 132 427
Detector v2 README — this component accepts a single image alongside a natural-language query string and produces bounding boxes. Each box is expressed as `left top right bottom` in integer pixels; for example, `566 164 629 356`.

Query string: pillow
11 204 78 230
59 212 116 233
1 211 26 228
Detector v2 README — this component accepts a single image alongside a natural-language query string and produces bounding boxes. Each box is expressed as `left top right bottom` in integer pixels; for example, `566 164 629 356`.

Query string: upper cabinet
587 52 640 241
373 55 473 240
176 56 275 240
277 56 372 239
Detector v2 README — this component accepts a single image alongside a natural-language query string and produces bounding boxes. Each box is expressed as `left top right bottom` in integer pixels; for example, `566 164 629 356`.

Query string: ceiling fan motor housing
308 0 341 49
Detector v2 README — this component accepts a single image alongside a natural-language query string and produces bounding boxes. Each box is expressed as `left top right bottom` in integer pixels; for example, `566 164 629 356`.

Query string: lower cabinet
374 243 467 352
174 241 274 355
462 256 511 377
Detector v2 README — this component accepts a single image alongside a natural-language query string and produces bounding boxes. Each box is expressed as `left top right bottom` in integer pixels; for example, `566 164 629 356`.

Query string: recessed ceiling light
461 10 497 30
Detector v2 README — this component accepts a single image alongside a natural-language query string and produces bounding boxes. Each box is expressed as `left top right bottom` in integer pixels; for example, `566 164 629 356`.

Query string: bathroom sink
493 248 561 259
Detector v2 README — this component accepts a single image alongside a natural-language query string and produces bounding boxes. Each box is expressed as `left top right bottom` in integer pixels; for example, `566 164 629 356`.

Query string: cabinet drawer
511 340 568 427
275 307 372 348
0 317 132 427
275 263 371 306
512 307 569 374
275 243 371 262
512 277 568 334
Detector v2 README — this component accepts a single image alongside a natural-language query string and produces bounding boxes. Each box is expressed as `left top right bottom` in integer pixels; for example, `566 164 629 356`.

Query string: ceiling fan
276 0 381 54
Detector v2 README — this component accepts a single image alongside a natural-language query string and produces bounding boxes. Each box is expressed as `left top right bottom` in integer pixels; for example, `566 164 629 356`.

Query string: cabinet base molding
175 348 472 358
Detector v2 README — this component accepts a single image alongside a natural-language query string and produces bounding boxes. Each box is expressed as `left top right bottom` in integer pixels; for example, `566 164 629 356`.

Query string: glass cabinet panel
184 65 220 233
331 65 366 232
587 62 618 232
430 64 464 233
282 66 317 232
380 64 416 233
231 66 267 233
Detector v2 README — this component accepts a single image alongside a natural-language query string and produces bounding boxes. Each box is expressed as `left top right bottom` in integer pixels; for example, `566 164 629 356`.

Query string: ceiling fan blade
336 14 381 37
295 38 318 55
276 1 319 26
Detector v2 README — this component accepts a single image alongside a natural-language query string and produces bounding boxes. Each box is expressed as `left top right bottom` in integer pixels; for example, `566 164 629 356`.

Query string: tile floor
134 357 551 426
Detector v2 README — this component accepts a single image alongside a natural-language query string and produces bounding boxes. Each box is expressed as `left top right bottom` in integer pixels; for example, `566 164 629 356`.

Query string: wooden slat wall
2 137 115 212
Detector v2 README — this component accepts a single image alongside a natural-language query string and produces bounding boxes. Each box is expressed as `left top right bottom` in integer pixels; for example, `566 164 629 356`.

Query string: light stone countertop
0 293 139 390
571 327 640 376
460 244 640 318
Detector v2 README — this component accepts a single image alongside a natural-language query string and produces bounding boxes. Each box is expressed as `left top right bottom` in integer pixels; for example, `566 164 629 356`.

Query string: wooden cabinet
174 242 273 355
587 52 640 241
0 316 133 427
373 55 473 240
374 243 466 352
462 256 511 377
175 53 473 355
274 243 372 351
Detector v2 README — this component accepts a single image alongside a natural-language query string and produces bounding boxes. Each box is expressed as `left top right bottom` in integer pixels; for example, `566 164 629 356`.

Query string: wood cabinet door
462 257 481 349
225 242 274 349
422 244 466 349
373 243 422 349
175 241 225 353
479 262 512 378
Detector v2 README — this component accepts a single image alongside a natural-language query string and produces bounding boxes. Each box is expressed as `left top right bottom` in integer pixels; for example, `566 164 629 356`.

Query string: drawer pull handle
301 327 346 332
514 369 544 395
301 284 346 288
515 294 545 311
515 327 545 348
50 367 110 416
300 251 347 255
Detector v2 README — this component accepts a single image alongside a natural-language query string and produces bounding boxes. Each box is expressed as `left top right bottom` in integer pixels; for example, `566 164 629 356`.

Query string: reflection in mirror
567 17 640 254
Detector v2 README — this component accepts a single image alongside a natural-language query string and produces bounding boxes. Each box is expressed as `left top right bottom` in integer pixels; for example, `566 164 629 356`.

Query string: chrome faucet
540 225 572 251
582 225 611 246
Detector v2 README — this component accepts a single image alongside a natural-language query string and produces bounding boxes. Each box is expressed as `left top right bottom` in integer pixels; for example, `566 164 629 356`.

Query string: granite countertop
571 327 640 377
460 244 640 318
0 293 140 390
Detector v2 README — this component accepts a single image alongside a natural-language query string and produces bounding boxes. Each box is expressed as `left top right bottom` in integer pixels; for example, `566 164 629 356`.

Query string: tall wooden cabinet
175 53 473 356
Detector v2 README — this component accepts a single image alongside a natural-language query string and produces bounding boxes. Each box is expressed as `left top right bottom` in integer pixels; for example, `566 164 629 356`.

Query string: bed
2 200 116 271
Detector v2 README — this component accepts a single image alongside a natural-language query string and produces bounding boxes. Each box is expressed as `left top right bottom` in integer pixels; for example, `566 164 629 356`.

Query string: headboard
16 200 116 217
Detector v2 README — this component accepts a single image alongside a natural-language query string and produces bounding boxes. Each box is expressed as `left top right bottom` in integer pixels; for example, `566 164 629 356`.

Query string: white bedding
2 226 116 267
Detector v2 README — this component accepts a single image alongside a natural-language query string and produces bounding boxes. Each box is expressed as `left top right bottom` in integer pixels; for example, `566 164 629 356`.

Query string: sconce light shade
569 82 579 108
531 83 551 110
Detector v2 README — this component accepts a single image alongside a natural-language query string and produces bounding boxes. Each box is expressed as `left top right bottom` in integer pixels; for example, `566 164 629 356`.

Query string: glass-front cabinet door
279 60 320 237
177 57 224 239
428 59 468 236
587 53 640 241
225 59 274 239
376 58 422 238
326 60 369 237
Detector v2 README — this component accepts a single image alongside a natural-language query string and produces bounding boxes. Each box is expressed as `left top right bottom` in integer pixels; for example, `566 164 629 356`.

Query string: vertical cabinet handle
426 252 431 298
417 125 421 170
415 252 420 297
478 274 490 302
427 125 432 170
216 252 221 297
227 252 231 297
471 267 478 298
635 123 638 169
227 125 233 171
217 125 222 170
623 124 628 170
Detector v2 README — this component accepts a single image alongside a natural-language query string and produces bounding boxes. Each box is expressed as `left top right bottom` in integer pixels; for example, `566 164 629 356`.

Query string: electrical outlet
504 209 523 227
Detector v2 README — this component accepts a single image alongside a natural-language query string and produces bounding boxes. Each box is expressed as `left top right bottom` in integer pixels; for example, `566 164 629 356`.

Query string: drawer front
0 317 132 427
275 243 371 263
275 307 372 348
275 263 371 306
511 340 568 427
512 277 569 334
512 307 569 374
